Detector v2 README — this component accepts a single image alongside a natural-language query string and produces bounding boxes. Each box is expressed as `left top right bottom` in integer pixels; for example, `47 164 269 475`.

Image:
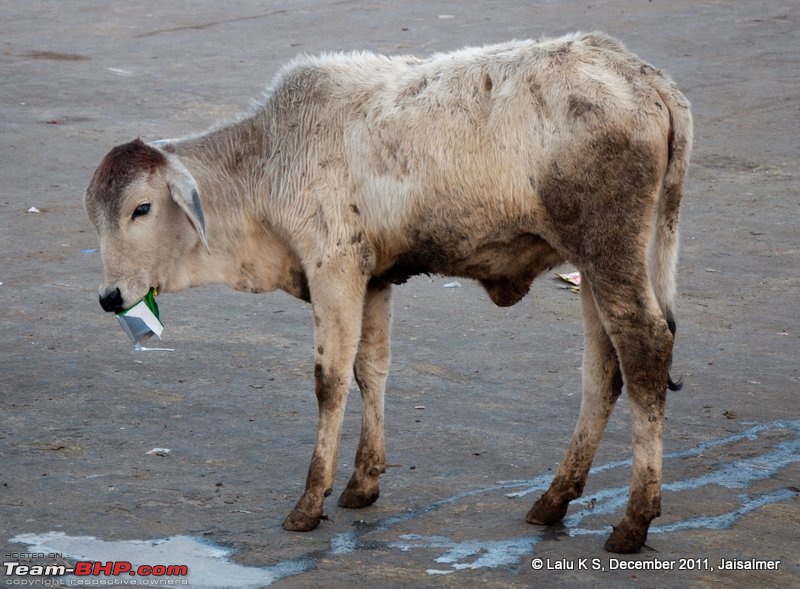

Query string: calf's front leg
338 284 393 508
283 260 367 531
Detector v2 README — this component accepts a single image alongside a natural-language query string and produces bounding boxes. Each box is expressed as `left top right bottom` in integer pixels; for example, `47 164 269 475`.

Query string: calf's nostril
99 287 123 313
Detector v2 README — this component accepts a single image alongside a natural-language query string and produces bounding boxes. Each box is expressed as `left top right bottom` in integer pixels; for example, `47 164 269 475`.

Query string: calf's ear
164 156 209 251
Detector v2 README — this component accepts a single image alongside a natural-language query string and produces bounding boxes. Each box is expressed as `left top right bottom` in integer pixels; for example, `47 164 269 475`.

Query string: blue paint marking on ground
338 419 800 574
382 420 800 572
11 420 799 583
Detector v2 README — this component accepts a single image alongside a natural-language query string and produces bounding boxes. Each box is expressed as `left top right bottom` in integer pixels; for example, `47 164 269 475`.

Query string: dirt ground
1 1 798 587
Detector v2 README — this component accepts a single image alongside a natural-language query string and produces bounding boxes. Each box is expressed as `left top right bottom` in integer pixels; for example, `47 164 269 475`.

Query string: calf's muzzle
99 287 124 313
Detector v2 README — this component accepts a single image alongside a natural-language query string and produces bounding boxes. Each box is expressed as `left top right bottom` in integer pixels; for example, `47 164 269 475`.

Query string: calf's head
84 139 207 312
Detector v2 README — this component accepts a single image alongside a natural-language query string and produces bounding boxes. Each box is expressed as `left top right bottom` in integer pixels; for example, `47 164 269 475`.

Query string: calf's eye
132 203 151 219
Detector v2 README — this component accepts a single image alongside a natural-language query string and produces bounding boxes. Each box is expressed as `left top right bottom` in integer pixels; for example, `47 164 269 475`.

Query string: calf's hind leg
338 284 393 508
587 268 673 553
527 278 623 525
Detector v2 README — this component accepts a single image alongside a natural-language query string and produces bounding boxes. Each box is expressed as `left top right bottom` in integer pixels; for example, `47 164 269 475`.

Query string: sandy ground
1 1 798 587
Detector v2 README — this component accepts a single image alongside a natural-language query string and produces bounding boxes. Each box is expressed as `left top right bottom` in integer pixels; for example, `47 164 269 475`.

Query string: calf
84 31 692 553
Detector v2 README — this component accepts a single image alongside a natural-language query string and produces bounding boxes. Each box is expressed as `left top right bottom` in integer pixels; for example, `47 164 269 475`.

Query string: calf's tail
651 79 693 392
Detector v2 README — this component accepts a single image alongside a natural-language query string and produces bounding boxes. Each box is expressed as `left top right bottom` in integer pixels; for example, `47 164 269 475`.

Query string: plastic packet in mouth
116 288 172 351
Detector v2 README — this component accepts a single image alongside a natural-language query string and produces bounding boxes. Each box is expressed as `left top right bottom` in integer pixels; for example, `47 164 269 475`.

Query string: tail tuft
668 375 683 392
665 308 683 391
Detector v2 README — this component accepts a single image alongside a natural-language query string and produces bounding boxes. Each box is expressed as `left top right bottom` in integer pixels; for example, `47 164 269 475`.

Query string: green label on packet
141 288 160 320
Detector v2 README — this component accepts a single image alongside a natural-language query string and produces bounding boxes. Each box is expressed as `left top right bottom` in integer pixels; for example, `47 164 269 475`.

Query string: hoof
337 486 380 509
282 508 322 532
526 495 569 525
604 521 647 554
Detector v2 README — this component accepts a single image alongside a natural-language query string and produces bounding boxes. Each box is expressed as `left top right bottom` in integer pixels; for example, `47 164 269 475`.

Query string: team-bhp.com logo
4 560 188 583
